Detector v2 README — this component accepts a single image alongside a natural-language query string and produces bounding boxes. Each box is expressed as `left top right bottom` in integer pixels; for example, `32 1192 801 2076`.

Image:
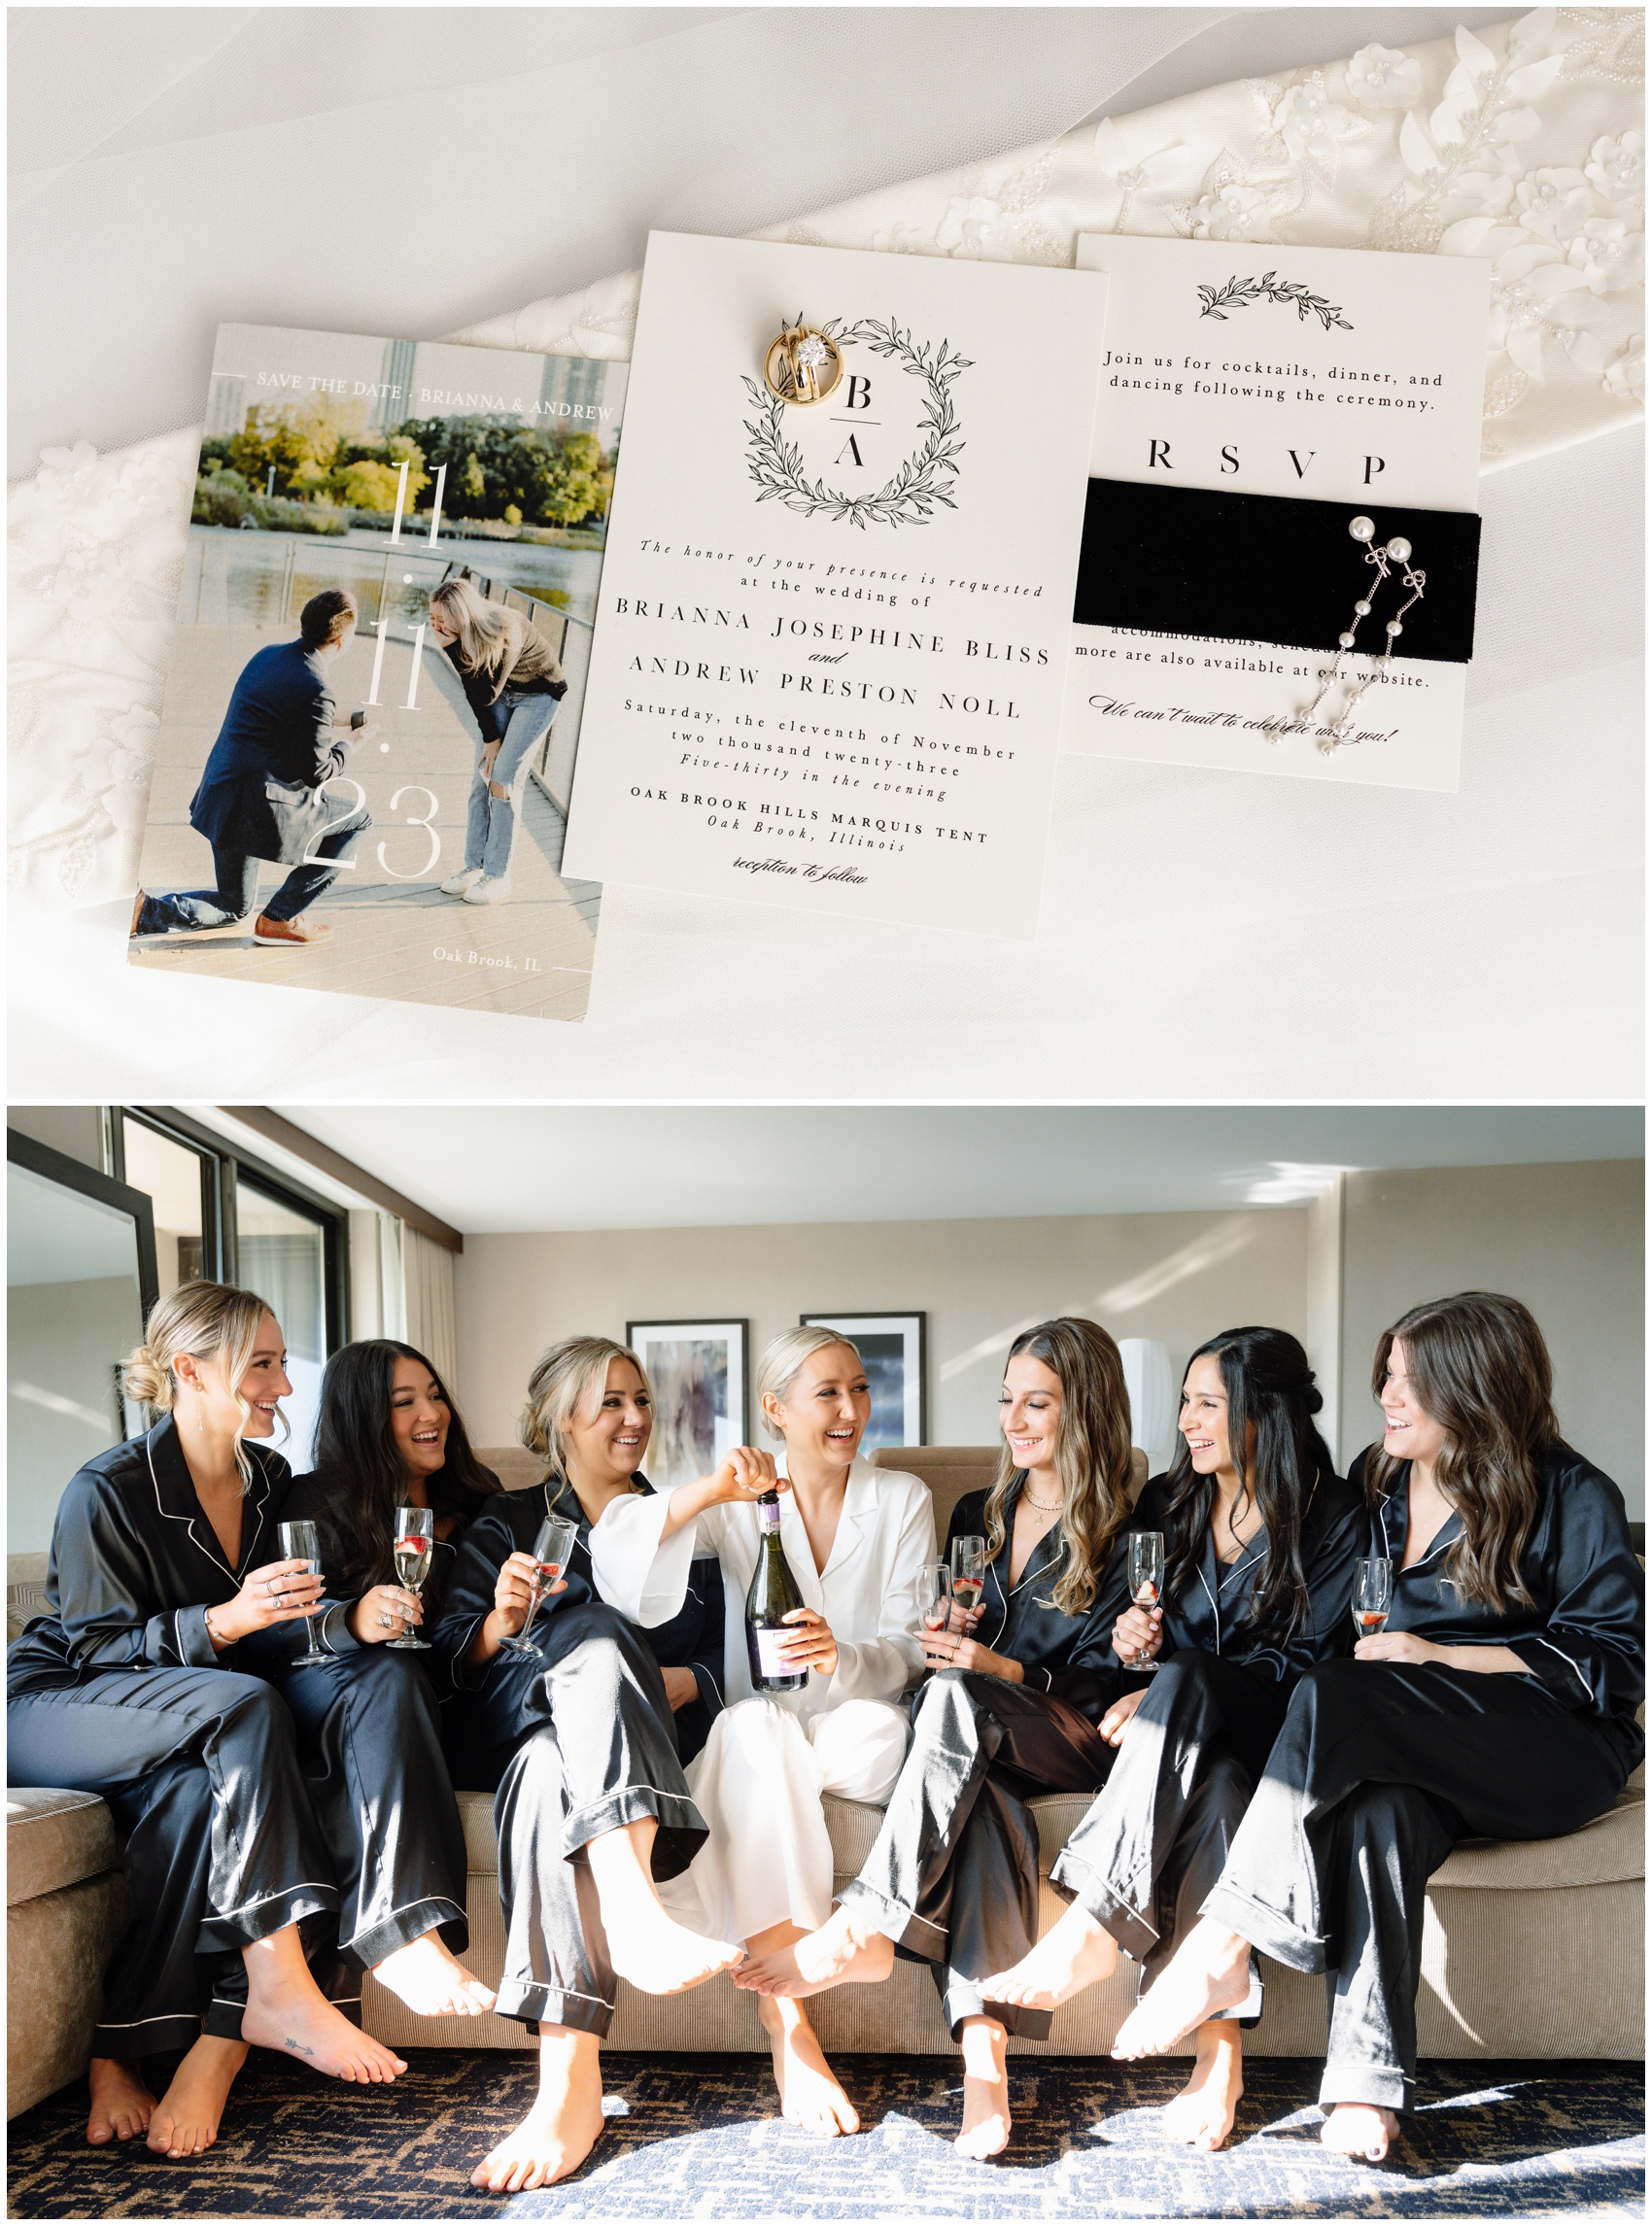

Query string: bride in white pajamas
589 1325 935 2138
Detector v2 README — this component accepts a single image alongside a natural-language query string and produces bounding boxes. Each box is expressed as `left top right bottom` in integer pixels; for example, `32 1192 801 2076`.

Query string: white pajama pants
657 1695 911 1943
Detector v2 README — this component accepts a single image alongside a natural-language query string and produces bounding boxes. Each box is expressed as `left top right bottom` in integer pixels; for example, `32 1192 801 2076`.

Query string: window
113 1108 348 1473
235 1175 331 1469
7 1133 157 1554
120 1115 213 1292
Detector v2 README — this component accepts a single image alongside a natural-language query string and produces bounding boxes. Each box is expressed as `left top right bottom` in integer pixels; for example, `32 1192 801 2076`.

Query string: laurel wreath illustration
1196 273 1353 332
740 316 972 530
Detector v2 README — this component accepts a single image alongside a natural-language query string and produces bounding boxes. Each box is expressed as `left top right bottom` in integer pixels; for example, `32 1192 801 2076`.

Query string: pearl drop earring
1319 542 1425 754
1265 515 1423 748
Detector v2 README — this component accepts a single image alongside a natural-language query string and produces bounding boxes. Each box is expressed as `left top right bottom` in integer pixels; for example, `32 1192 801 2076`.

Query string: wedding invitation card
129 325 625 1021
1063 236 1489 791
560 233 1111 939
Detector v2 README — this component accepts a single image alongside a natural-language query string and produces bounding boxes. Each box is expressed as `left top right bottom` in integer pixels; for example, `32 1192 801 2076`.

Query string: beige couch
362 1447 1646 2062
9 1448 1645 2116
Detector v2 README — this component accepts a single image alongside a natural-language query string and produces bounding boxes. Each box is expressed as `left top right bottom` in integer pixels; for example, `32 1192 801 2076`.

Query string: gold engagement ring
763 325 843 406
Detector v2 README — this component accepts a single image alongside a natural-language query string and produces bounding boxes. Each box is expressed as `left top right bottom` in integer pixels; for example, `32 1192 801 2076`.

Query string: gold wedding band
763 325 843 407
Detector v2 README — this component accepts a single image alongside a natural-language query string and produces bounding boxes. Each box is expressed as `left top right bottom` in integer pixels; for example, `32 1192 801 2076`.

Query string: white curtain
402 1227 458 1394
1119 1338 1179 1477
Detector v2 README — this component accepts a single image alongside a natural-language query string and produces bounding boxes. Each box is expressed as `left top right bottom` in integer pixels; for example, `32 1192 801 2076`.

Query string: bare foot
734 1902 881 1995
1162 2022 1244 2150
146 2037 249 2159
86 2057 155 2144
1111 1918 1252 2060
601 1895 742 1996
757 1997 860 2138
241 1976 407 2082
955 2016 1012 2159
471 2029 605 2191
738 1930 895 1999
982 1901 1119 2011
1321 2102 1399 2162
373 1931 497 2017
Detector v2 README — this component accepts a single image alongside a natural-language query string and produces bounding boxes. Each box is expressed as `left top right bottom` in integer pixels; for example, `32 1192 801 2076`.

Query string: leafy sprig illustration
1196 272 1353 331
740 315 972 530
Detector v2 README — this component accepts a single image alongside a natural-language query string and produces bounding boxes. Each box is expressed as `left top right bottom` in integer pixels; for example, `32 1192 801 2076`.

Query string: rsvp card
1064 236 1489 791
562 233 1110 939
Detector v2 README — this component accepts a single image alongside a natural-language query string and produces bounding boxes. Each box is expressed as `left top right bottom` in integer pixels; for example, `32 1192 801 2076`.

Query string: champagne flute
1126 1530 1165 1673
280 1520 327 1666
1352 1557 1394 1644
388 1505 434 1652
499 1514 579 1654
949 1534 987 1621
919 1560 953 1639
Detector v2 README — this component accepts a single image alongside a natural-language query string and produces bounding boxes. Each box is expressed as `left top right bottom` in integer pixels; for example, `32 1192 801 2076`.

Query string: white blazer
588 1453 937 1723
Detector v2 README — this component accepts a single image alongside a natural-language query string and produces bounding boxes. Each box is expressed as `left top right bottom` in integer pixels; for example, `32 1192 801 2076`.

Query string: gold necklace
1022 1492 1063 1513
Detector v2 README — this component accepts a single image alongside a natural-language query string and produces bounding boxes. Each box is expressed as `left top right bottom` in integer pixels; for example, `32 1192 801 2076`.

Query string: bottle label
757 1497 782 1533
753 1627 799 1679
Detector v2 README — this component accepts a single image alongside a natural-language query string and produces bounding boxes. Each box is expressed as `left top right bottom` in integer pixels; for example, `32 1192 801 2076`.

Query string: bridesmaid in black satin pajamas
7 1284 406 2164
981 1327 1363 2150
1114 1292 1645 2166
430 1333 738 2197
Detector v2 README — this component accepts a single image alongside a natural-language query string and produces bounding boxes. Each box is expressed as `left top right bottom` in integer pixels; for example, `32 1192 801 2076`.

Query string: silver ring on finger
378 1613 394 1628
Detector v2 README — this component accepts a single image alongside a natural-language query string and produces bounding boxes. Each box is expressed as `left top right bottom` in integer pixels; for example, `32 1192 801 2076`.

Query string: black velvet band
1073 480 1481 663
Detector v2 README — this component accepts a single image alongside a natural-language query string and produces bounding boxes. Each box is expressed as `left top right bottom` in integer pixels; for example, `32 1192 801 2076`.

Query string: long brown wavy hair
1160 1327 1336 1642
1365 1291 1560 1611
986 1317 1136 1616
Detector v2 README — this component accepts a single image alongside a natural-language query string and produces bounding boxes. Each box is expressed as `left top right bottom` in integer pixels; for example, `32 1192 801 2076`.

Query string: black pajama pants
7 1666 335 2057
1201 1660 1629 2110
1051 1650 1291 2015
267 1647 469 1985
452 1601 706 2038
835 1667 1117 2039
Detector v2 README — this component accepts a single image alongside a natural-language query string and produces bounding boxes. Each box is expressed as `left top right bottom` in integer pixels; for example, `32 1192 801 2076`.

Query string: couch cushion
453 1757 1645 1893
7 1789 119 1906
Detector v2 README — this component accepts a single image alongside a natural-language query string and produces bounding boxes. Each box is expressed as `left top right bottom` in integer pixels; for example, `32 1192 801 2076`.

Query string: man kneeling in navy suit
132 588 371 948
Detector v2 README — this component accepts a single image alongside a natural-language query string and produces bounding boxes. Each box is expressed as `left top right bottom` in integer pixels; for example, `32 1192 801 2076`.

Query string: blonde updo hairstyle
121 1281 280 1488
520 1335 654 1477
757 1325 864 1443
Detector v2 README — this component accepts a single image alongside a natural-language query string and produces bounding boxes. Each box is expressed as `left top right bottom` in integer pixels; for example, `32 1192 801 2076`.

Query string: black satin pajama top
1139 1468 1365 1685
946 1480 1133 1725
7 1417 294 1695
1354 1443 1646 1776
433 1473 726 1722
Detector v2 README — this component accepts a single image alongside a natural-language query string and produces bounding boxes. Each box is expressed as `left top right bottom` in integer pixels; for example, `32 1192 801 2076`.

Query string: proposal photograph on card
5 1105 1643 2218
126 325 626 1023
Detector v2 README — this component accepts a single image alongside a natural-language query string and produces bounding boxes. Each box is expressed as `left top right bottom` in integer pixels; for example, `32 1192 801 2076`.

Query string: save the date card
129 324 626 1020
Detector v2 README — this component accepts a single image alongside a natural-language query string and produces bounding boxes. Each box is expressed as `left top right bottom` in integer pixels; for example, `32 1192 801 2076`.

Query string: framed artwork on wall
626 1318 750 1491
800 1311 927 1452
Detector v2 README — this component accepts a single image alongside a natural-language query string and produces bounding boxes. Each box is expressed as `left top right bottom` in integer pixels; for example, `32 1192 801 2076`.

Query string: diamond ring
763 325 843 407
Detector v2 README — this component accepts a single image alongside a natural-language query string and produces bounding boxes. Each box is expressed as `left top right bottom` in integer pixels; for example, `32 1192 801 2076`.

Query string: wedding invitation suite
129 325 625 1021
1063 236 1489 790
560 233 1110 939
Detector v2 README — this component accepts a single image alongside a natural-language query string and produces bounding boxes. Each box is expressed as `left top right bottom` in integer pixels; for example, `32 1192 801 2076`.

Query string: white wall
1339 1159 1644 1515
453 1206 1311 1452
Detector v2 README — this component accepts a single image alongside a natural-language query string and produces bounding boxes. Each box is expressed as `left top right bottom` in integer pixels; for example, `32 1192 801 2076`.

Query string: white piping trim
146 1420 276 1583
346 1897 466 1948
214 1881 333 1920
1529 1634 1594 1699
505 1986 611 2008
566 1785 695 1825
95 2011 204 2031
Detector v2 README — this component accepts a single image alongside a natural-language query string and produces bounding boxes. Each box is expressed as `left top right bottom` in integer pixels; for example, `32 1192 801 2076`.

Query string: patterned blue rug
6 2053 1643 2217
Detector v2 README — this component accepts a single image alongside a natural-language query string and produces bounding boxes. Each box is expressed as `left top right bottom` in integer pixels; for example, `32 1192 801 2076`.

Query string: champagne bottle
745 1490 808 1693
